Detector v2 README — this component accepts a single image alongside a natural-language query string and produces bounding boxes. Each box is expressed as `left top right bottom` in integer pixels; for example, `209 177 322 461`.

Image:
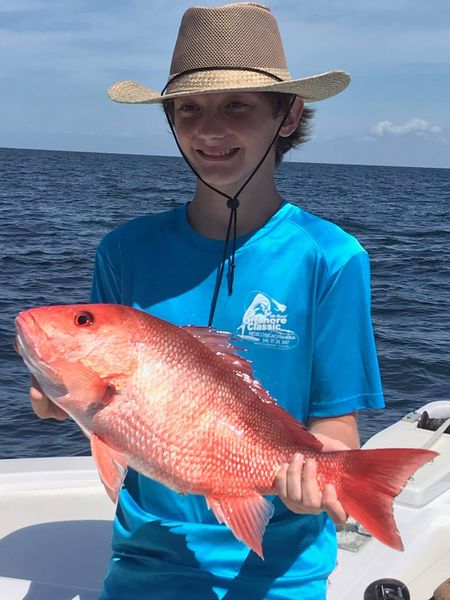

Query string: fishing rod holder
364 578 410 600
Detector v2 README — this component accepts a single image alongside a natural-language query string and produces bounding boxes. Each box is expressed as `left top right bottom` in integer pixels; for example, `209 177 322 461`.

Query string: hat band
161 66 291 97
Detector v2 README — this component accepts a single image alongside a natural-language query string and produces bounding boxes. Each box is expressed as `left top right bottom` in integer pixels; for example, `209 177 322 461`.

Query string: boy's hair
162 93 314 168
264 93 314 167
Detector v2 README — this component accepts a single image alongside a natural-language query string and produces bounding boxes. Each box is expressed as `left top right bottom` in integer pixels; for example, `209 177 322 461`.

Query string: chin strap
161 82 296 327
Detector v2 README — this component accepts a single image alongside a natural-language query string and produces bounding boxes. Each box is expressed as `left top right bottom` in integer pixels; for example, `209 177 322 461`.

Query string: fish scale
15 303 438 558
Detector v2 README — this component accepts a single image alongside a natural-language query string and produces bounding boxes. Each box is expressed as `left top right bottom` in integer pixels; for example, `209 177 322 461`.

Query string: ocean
1 147 449 458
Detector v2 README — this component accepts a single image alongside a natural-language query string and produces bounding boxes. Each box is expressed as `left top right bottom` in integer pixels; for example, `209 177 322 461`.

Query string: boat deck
0 456 114 599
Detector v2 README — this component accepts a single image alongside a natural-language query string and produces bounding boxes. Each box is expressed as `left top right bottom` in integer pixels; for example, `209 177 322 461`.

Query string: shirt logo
237 292 299 350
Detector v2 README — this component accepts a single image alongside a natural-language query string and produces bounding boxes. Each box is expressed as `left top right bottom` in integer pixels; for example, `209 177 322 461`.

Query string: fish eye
74 311 94 327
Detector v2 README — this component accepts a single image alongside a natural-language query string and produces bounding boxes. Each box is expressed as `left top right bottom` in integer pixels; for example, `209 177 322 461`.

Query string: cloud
371 118 442 136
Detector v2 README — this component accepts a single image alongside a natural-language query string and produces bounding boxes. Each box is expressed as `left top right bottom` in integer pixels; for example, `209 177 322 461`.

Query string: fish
15 303 438 558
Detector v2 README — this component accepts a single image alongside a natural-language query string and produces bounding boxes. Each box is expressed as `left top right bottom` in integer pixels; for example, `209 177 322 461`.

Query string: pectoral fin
91 434 128 503
51 359 116 406
207 493 274 559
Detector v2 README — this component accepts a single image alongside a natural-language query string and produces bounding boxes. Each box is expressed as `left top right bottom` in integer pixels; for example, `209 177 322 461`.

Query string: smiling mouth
196 148 239 160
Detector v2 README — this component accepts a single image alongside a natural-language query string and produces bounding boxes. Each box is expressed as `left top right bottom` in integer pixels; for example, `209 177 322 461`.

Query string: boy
30 3 384 598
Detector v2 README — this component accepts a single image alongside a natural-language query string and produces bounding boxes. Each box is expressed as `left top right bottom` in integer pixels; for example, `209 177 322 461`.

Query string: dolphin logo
238 293 287 337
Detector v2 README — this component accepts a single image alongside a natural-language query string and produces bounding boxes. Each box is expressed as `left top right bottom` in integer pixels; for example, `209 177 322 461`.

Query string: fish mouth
15 312 40 360
15 311 67 399
16 311 39 346
15 311 48 364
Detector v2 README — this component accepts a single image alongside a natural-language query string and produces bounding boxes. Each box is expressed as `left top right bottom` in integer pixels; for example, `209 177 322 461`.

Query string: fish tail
335 448 437 550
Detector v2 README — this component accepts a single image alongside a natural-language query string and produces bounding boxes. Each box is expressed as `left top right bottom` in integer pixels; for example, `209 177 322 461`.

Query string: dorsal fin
182 326 253 378
259 400 323 451
183 326 323 452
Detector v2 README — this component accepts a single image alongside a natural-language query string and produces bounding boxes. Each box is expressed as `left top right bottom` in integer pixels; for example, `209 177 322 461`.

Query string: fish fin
335 447 438 550
182 326 254 378
91 433 128 503
182 327 322 452
261 401 323 452
229 369 323 451
207 494 274 559
52 360 115 405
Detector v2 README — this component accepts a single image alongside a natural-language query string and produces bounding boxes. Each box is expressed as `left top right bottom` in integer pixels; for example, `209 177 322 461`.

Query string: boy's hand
30 376 69 420
274 434 349 525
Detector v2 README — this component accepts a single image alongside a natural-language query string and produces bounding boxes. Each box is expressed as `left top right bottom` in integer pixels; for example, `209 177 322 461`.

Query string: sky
1 0 449 168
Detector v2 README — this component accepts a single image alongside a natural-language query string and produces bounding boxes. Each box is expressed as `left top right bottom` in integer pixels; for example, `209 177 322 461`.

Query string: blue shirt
91 201 384 599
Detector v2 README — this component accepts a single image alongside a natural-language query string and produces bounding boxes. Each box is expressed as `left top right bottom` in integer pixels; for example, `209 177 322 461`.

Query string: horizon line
0 146 448 171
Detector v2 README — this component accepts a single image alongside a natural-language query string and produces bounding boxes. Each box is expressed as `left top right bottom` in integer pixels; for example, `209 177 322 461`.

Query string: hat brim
108 70 350 105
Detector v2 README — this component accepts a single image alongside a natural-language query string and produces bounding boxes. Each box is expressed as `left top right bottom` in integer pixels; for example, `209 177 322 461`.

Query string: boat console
329 401 450 600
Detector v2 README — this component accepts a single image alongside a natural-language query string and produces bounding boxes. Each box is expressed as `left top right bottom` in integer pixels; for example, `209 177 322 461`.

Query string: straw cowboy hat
108 2 350 105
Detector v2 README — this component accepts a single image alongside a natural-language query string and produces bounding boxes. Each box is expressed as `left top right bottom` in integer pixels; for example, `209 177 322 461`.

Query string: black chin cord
162 93 296 327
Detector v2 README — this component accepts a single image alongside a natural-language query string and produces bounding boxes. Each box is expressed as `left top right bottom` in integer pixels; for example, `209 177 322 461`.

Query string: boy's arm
307 412 360 449
274 412 360 524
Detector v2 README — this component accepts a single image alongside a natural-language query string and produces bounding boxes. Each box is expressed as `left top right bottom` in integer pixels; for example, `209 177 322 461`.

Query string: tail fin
336 448 437 550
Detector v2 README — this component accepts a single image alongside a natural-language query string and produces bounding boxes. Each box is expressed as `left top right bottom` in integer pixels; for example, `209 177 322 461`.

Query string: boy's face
172 91 284 188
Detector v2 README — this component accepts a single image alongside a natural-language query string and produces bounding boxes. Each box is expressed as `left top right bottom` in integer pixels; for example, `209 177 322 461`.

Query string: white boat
0 455 114 599
1 401 449 600
329 400 450 600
